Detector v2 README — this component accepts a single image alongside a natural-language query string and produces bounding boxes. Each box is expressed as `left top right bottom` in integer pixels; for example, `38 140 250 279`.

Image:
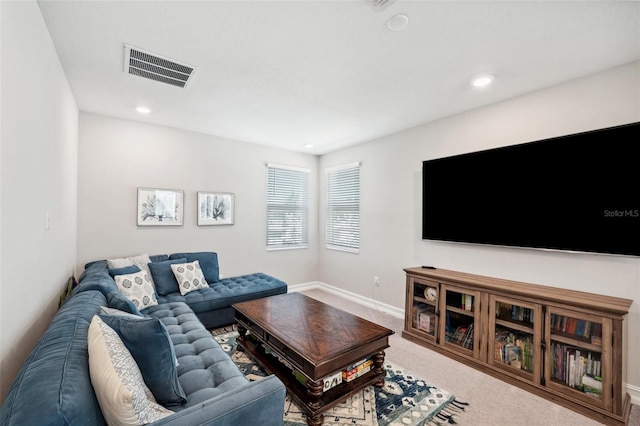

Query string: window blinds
266 164 309 250
325 162 360 253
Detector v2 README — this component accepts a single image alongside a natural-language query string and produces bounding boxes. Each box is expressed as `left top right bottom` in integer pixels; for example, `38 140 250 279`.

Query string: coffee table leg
236 324 247 351
305 378 324 426
373 351 386 387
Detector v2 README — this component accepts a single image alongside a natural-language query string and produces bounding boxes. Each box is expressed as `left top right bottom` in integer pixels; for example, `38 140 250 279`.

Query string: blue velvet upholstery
0 290 108 425
143 303 250 408
169 252 220 283
155 273 288 328
0 252 288 426
98 314 187 406
108 264 140 278
148 258 187 295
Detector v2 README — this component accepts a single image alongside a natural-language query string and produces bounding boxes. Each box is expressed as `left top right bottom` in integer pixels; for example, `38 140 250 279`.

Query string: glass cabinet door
406 278 439 341
545 307 612 411
440 285 480 357
488 296 541 383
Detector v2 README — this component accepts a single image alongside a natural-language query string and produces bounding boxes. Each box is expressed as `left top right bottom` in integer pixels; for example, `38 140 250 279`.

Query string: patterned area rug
212 327 469 425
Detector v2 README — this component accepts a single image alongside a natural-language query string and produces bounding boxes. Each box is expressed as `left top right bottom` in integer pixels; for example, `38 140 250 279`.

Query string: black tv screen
422 122 640 257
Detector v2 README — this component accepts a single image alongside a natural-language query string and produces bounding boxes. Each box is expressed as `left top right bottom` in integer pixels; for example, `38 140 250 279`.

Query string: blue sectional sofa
1 252 288 425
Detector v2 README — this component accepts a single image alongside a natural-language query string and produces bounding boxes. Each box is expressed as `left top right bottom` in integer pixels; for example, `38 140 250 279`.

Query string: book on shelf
495 329 533 371
551 342 602 396
496 303 532 323
550 314 602 343
342 357 373 382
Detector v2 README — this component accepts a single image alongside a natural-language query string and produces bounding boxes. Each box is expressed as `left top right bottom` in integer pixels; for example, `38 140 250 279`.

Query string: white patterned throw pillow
107 254 155 286
88 316 173 425
171 260 209 295
114 270 158 309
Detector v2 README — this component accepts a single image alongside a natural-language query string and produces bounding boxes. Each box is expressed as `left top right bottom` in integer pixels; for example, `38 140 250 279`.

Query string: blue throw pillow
148 258 187 295
108 265 140 278
98 314 186 406
169 252 219 283
106 291 143 317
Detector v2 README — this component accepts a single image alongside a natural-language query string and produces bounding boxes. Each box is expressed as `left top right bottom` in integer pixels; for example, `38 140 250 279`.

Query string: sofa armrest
150 375 286 426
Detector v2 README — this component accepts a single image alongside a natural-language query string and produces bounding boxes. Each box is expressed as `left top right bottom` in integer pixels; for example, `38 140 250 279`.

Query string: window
325 162 360 253
266 163 309 250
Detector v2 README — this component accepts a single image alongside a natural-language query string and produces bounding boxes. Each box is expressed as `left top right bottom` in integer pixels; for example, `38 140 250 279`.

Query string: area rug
212 327 469 425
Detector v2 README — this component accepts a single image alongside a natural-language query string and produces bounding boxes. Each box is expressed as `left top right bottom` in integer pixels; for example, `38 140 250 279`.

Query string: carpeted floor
211 327 469 425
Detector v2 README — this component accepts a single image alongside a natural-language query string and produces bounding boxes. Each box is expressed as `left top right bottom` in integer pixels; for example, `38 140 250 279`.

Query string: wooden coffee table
233 292 394 426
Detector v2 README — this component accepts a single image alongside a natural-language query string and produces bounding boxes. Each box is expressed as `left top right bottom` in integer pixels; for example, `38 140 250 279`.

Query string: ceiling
37 1 640 155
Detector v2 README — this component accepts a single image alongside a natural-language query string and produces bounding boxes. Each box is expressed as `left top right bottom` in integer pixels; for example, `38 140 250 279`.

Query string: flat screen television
421 121 640 257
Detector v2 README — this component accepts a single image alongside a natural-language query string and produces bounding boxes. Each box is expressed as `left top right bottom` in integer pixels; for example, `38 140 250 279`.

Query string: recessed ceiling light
304 144 314 149
136 106 151 114
471 75 495 88
386 14 409 31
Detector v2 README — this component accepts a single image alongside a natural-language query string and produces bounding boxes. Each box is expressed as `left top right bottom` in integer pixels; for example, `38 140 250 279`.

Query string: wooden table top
232 292 394 366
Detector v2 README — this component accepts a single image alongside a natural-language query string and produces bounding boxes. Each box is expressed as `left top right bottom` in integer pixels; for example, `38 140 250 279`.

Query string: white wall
77 113 319 285
319 61 640 397
0 1 79 401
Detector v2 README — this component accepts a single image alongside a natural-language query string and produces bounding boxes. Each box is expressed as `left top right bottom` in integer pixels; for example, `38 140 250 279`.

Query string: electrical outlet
374 276 380 286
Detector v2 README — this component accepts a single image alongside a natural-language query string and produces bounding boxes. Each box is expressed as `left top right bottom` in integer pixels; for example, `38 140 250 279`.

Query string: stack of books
342 357 373 383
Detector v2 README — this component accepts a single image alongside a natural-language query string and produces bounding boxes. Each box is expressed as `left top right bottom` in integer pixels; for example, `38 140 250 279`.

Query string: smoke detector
124 44 196 88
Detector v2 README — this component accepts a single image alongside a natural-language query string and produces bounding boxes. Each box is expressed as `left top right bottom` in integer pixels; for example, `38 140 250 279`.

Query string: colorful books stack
446 323 474 350
461 294 474 312
342 357 373 383
550 314 602 344
494 330 533 371
495 302 533 324
550 342 602 397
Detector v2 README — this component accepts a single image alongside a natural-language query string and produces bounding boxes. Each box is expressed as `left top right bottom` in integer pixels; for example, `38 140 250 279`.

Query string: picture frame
198 192 234 226
137 188 184 226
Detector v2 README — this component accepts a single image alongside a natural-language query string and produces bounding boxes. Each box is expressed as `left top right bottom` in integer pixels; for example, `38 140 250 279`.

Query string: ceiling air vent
124 45 196 88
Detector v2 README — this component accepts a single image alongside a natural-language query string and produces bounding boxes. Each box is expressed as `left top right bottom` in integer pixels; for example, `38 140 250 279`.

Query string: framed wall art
137 188 184 226
198 192 234 226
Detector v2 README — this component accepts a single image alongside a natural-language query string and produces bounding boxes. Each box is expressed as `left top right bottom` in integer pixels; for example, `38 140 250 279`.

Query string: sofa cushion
108 265 140 278
114 270 158 310
99 313 186 406
157 273 287 313
0 290 108 426
169 252 220 283
148 258 187 295
74 263 144 317
142 302 250 409
107 253 155 286
88 316 173 424
171 260 209 295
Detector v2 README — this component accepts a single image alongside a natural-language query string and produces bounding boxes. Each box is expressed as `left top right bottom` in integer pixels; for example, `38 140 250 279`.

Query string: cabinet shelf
550 334 603 353
495 319 533 334
403 267 632 426
445 306 474 317
413 296 436 307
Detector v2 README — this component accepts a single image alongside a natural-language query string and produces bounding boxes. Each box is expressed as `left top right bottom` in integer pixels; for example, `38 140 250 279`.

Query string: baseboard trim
288 281 405 319
627 384 640 405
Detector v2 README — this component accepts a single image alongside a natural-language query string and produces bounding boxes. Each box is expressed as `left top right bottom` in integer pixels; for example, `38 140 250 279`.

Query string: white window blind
326 162 360 253
266 164 309 250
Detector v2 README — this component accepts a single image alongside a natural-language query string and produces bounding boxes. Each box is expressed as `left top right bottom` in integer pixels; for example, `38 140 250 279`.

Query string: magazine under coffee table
233 292 394 426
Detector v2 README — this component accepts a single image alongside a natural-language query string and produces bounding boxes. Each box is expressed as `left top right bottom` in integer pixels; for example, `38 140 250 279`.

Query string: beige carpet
299 288 639 426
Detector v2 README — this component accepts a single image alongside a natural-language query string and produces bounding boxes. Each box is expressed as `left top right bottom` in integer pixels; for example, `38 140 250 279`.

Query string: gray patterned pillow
114 270 158 309
87 315 173 424
171 260 209 295
107 254 155 287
